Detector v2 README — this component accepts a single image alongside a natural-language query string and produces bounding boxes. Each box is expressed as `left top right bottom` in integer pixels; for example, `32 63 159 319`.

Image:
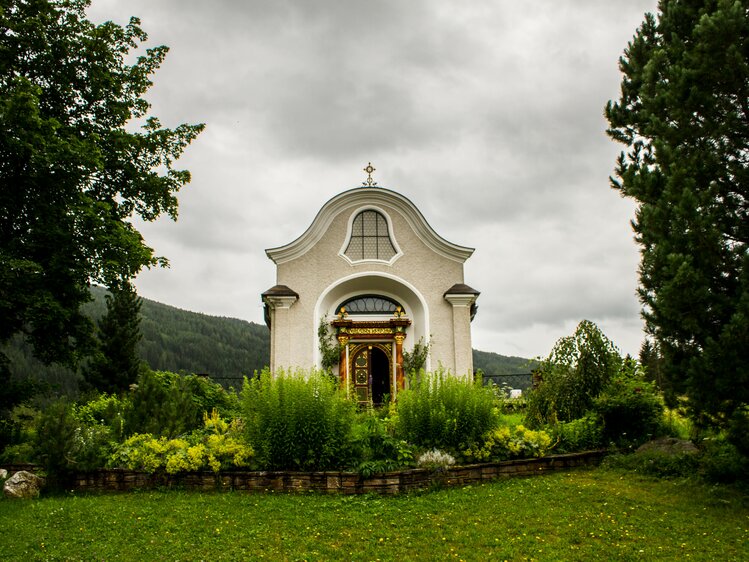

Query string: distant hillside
4 287 270 393
472 349 536 376
91 286 270 383
5 287 533 392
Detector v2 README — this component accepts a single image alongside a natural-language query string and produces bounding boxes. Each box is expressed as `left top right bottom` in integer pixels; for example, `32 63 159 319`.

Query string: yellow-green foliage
462 425 552 463
108 411 253 474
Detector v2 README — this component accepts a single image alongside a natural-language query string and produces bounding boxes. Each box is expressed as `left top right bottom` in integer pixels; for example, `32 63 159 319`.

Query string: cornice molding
444 293 478 307
263 295 298 309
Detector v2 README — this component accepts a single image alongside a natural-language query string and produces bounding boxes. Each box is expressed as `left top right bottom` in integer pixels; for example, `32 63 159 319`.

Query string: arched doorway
370 347 390 405
314 272 430 371
350 344 392 407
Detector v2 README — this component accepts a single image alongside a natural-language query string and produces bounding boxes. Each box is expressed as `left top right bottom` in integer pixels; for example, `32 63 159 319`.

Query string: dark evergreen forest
3 286 531 395
3 286 269 394
472 349 536 377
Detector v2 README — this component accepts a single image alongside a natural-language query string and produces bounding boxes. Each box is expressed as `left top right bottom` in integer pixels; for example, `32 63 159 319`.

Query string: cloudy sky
87 0 658 360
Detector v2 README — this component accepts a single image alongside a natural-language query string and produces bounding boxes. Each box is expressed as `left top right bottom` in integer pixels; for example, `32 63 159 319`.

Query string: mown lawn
1 468 747 561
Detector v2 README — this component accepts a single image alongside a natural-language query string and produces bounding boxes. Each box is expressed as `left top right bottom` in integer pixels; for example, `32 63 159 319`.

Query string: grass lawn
1 467 747 561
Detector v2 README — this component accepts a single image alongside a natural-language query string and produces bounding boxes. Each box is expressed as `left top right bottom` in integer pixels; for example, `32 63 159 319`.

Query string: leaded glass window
344 210 397 261
338 295 404 315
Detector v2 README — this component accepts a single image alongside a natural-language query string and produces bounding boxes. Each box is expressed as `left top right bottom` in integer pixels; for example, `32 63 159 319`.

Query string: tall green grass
240 369 356 470
396 371 499 452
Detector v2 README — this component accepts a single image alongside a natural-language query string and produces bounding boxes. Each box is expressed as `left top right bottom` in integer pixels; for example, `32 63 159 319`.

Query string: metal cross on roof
362 162 378 187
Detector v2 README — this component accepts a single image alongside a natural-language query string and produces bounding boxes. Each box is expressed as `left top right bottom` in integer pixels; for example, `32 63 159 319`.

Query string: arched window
338 294 404 315
343 210 397 261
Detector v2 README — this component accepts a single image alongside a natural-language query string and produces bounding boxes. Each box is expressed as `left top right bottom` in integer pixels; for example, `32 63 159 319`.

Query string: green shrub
402 338 430 378
526 320 622 426
0 404 38 464
241 369 356 471
593 360 664 447
317 316 341 376
185 373 241 420
33 399 114 488
0 418 15 457
125 369 238 438
461 425 552 463
698 437 749 484
0 441 34 464
727 405 749 457
602 451 700 478
551 412 604 453
602 437 748 485
396 370 499 453
108 411 253 474
352 410 414 477
74 393 130 442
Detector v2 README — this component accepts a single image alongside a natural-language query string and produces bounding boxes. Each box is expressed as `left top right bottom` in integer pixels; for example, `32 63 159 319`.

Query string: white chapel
262 165 479 405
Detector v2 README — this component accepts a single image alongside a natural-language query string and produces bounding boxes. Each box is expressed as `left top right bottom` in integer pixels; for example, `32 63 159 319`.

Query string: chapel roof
265 186 475 265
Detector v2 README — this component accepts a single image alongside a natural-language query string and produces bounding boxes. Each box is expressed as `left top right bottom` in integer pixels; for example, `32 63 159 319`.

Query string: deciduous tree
0 0 203 370
526 320 622 425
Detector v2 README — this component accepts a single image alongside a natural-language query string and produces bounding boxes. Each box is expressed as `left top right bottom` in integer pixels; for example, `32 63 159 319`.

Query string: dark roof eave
261 284 299 298
443 283 480 298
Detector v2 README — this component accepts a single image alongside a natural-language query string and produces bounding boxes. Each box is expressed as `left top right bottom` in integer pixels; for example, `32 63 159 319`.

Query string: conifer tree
605 0 749 428
86 282 143 394
638 338 667 394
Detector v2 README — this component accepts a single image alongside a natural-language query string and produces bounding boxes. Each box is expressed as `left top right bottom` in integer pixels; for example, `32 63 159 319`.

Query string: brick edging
3 450 607 495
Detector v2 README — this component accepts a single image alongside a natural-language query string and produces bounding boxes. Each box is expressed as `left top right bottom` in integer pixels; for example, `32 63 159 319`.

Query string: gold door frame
348 342 393 406
332 316 410 402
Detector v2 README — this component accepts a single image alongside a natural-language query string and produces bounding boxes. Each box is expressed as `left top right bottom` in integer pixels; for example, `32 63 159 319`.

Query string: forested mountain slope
4 287 532 393
4 287 270 393
92 286 270 383
472 349 536 376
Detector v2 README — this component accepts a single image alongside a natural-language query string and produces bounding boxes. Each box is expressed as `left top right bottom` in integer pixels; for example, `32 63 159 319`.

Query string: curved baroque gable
266 187 474 264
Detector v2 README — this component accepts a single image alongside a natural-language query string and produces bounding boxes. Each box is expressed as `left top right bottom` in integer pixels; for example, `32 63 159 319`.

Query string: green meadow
1 467 747 561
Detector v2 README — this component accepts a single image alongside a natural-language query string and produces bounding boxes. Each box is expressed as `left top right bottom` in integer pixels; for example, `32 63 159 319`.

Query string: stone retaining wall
4 451 606 495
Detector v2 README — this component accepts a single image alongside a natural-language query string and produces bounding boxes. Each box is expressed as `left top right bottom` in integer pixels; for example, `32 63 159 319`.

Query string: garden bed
3 450 606 495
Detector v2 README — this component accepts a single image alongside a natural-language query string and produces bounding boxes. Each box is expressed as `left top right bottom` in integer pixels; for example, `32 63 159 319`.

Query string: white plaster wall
271 195 470 374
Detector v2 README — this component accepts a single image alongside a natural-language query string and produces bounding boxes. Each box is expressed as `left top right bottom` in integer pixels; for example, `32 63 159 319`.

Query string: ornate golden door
350 344 392 406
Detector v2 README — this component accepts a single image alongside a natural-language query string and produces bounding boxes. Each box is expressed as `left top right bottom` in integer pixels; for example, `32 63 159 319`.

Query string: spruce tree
605 0 749 428
638 339 666 393
87 282 143 394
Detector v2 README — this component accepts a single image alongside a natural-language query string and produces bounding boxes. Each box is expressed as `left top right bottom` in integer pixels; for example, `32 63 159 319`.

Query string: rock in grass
3 471 45 499
0 468 7 480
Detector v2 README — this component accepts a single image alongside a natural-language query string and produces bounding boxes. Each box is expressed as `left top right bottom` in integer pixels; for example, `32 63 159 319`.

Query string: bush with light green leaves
108 410 252 474
461 425 552 463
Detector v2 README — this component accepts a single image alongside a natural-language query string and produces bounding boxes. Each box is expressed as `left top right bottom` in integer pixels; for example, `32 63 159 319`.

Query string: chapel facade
262 169 479 406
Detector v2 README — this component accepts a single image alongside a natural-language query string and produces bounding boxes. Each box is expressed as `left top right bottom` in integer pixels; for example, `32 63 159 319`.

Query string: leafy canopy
0 0 204 369
605 0 749 427
526 320 622 425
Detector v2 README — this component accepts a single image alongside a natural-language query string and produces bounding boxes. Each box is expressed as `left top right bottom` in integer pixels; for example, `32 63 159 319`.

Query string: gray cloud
87 0 658 358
